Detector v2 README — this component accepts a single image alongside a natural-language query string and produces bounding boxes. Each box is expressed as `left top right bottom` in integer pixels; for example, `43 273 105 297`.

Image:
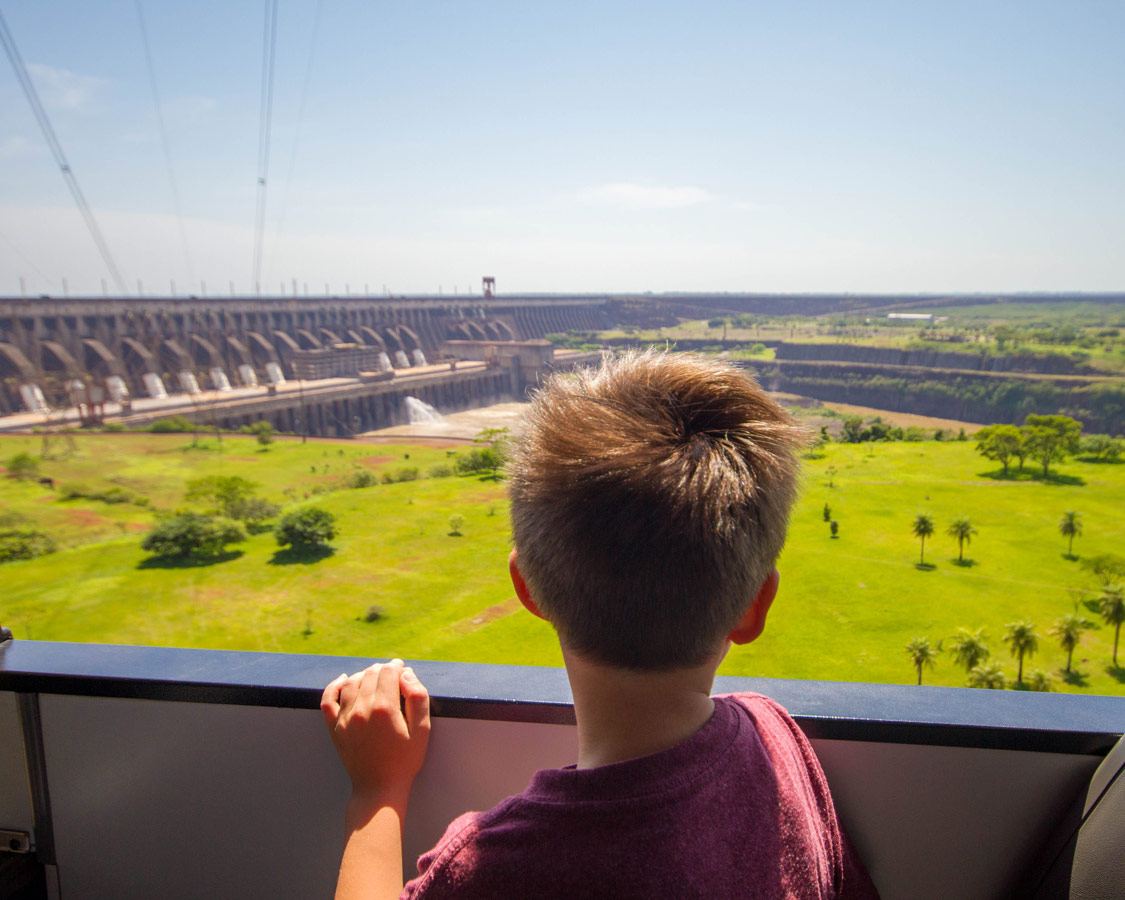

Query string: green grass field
3 433 1124 695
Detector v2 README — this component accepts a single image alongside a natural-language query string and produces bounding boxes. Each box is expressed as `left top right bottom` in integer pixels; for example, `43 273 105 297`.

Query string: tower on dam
0 294 610 417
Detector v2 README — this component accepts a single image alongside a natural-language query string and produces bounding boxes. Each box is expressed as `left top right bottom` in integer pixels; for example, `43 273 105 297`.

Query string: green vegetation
1050 613 1093 673
905 637 938 685
0 512 57 563
947 516 977 564
2 433 1125 694
5 451 40 481
949 628 990 674
142 514 247 560
912 514 934 566
275 507 337 551
1003 620 1039 685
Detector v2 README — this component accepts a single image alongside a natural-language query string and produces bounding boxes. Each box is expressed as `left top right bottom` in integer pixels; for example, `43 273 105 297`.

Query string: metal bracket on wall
0 829 30 853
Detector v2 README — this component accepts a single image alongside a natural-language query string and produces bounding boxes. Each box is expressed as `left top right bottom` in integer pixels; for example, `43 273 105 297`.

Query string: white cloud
576 183 713 209
26 63 105 111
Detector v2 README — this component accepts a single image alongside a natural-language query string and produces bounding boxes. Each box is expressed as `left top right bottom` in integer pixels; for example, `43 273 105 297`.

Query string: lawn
2 433 1123 695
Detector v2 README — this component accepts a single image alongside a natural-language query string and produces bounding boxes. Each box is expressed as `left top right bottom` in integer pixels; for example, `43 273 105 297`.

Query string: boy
322 351 879 899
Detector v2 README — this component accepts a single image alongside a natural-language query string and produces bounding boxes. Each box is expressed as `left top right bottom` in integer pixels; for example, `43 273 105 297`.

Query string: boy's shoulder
401 691 871 900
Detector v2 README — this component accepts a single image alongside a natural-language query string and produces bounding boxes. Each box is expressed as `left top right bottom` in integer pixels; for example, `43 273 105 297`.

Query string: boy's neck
562 646 723 769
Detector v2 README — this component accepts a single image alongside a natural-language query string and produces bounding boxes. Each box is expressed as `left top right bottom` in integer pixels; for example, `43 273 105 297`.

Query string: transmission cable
0 10 128 296
135 0 195 287
251 0 280 294
268 0 323 283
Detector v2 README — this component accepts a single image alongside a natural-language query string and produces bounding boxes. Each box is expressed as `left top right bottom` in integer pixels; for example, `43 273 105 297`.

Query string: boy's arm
321 660 431 900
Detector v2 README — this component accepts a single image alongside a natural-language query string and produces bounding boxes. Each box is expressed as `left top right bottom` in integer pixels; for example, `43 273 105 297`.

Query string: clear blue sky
1 0 1122 296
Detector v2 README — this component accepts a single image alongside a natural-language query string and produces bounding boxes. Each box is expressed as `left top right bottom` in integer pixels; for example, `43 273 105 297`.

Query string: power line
251 0 279 294
0 9 128 296
268 0 323 282
135 0 194 286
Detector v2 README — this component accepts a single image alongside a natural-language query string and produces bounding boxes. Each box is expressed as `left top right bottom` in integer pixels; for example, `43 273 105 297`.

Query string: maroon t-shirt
401 692 879 899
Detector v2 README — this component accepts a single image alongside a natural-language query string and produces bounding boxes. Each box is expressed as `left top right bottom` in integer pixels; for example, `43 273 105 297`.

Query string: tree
967 662 1006 689
472 428 509 478
275 507 337 551
185 475 259 517
0 512 57 563
1080 434 1123 462
141 513 247 559
253 421 274 447
974 424 1022 475
1003 620 1039 684
1058 511 1082 557
1049 613 1092 673
947 516 977 563
1022 414 1082 478
448 514 464 536
5 452 40 481
912 514 935 565
455 447 504 477
829 520 839 538
949 627 990 673
1081 554 1125 587
1025 670 1053 692
841 416 864 443
905 637 938 685
225 496 281 531
1097 584 1125 666
823 502 831 522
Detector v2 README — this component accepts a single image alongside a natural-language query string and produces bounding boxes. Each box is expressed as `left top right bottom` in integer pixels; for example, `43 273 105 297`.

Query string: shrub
149 416 197 433
364 605 385 623
5 452 40 481
185 475 260 515
348 470 379 489
381 467 420 484
275 507 337 550
101 422 127 433
60 483 140 504
240 421 275 445
141 513 247 559
428 464 453 478
225 496 281 531
449 514 464 535
0 512 57 563
454 448 503 476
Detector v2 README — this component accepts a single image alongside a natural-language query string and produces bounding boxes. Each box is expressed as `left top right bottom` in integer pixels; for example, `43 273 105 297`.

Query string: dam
0 293 611 418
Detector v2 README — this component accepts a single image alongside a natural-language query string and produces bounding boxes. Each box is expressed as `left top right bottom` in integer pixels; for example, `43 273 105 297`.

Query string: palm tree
1059 511 1082 557
912 514 935 565
1049 612 1092 673
947 516 977 563
968 662 1006 689
1025 670 1053 692
1098 584 1125 666
1003 620 1039 684
949 627 989 673
905 637 939 685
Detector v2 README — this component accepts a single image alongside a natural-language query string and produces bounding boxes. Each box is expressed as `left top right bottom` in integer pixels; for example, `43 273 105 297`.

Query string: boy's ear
728 568 779 646
509 548 548 621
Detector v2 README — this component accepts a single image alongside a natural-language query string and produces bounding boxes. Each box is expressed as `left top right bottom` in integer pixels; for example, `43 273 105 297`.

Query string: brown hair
507 350 806 670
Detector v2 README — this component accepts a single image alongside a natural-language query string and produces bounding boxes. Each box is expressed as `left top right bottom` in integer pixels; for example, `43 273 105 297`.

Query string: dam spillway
0 294 611 417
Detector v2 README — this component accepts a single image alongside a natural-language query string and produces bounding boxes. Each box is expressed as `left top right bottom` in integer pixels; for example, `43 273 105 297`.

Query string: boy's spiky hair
507 350 806 670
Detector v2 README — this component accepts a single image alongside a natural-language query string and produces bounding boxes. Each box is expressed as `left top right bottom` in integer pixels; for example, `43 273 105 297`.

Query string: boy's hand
321 659 431 807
